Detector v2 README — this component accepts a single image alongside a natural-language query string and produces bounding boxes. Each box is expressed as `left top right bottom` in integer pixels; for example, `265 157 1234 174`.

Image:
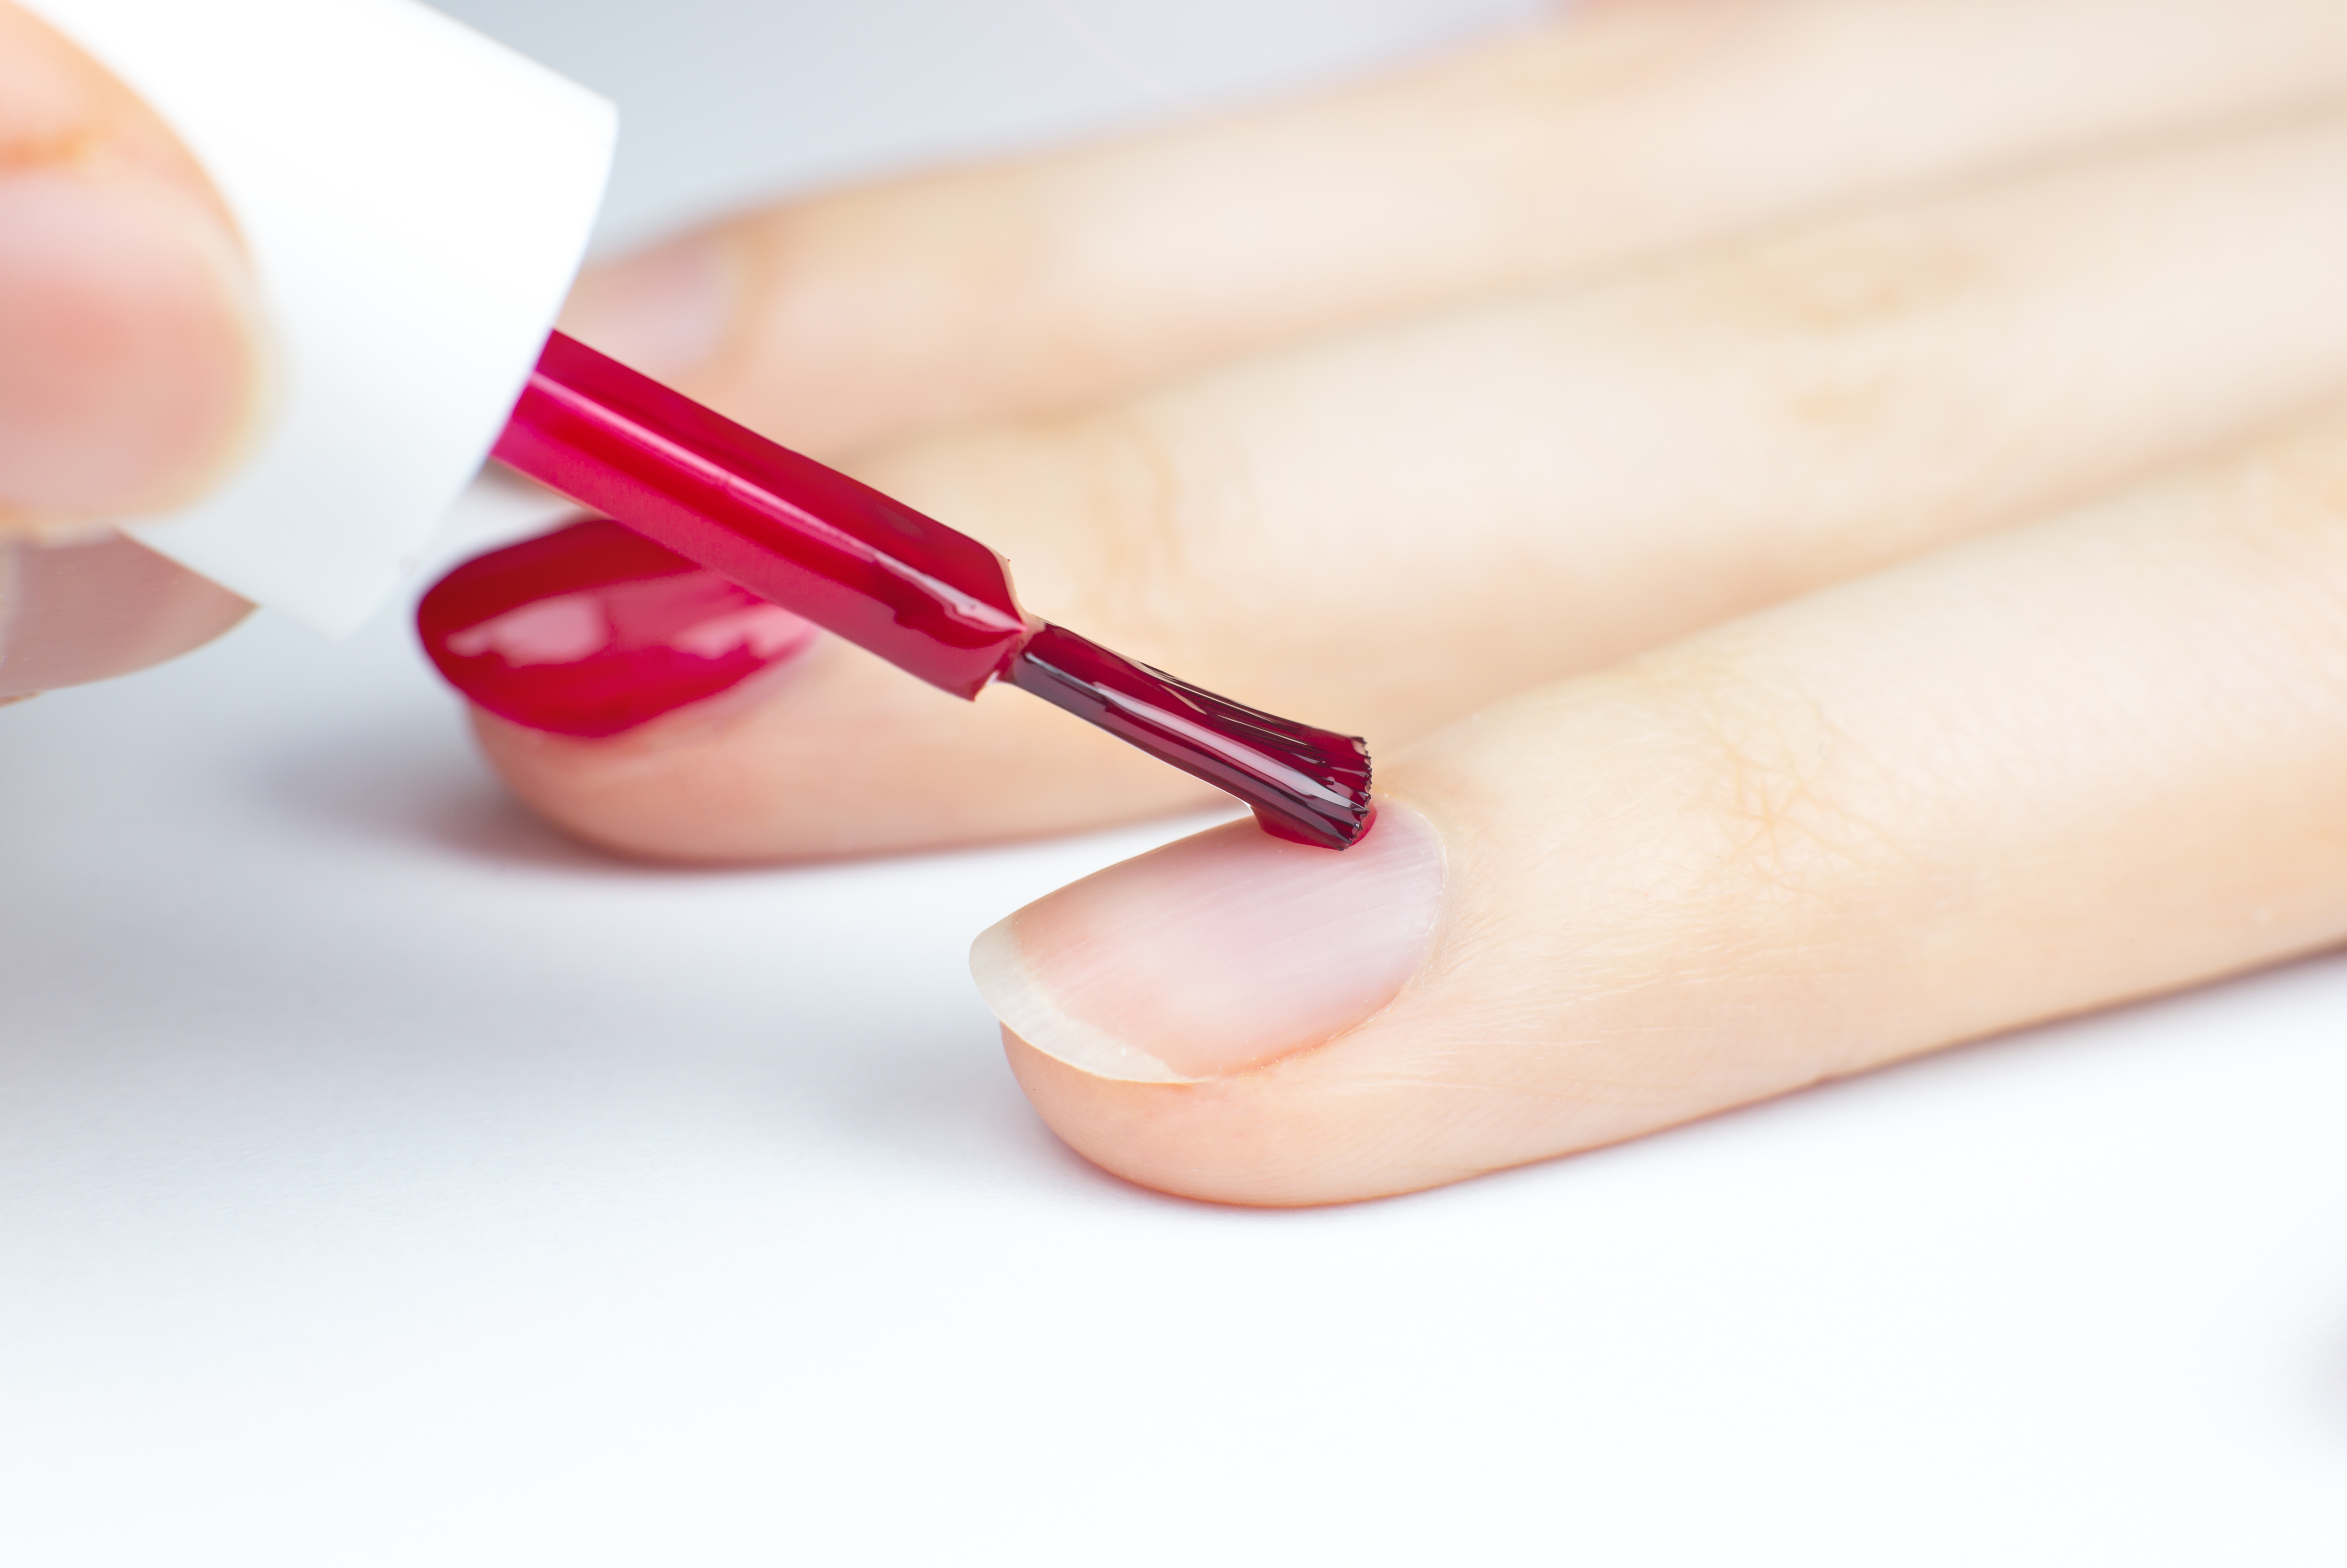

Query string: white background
2 3 2343 1562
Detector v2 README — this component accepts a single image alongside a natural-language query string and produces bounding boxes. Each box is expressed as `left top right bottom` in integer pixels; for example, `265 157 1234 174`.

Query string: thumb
0 0 268 526
0 2 263 691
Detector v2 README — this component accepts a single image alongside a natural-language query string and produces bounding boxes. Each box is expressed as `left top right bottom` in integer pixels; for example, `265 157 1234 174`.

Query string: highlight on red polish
422 332 1374 848
418 518 816 739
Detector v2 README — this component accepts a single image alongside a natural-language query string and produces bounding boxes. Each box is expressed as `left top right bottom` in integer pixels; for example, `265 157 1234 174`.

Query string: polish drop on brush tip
1007 623 1373 850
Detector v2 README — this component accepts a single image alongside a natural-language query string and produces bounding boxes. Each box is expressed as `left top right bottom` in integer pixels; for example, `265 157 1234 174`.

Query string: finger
0 1 267 692
457 109 2347 862
972 403 2347 1205
0 532 250 699
563 0 2347 457
0 0 269 528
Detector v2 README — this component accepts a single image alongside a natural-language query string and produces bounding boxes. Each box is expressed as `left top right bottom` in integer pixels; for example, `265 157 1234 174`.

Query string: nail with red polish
417 516 817 738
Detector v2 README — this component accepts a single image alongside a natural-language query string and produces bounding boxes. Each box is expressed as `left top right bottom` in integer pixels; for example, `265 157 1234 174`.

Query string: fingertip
0 166 270 522
0 532 252 696
975 805 1459 1205
1003 1024 1459 1208
998 1026 1272 1205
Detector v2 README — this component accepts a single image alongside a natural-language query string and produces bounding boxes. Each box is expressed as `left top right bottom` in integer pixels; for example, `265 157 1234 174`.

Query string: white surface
438 0 1560 250
21 0 613 635
3 3 2344 1563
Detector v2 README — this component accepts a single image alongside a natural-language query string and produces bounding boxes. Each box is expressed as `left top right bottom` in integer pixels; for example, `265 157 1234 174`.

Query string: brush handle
496 332 1037 701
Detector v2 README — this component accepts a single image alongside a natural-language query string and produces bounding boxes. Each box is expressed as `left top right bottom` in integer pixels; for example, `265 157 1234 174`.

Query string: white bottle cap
19 0 615 635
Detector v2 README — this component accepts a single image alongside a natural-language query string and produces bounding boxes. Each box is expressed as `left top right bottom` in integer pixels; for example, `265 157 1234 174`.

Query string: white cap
18 0 616 635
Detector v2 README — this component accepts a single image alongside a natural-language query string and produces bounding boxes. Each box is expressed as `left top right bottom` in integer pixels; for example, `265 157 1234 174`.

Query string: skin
1011 411 2347 1201
0 0 259 691
18 0 2347 1202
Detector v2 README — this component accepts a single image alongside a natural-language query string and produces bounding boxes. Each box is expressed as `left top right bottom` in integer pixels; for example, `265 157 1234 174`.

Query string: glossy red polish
469 331 1373 849
418 518 815 739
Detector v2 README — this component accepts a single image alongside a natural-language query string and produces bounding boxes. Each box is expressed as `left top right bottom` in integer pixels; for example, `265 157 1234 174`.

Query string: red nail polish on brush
422 332 1373 849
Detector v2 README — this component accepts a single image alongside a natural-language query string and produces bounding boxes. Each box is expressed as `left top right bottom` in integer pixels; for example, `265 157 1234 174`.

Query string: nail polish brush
491 332 1373 850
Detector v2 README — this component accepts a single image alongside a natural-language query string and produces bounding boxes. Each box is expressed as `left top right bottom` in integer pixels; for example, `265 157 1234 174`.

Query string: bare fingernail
969 803 1444 1083
0 168 266 520
560 233 733 380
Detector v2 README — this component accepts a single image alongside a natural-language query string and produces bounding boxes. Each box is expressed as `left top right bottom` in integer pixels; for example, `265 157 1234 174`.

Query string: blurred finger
0 532 250 698
565 0 2347 455
0 0 269 528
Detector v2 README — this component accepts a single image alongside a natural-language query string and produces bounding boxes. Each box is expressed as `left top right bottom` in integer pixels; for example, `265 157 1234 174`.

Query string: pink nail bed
971 802 1446 1082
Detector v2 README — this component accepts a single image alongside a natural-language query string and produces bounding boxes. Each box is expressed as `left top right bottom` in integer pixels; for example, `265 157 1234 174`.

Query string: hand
0 0 261 698
453 0 2347 1202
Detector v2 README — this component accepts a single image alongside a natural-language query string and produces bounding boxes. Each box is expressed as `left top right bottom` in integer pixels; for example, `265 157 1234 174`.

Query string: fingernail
970 802 1445 1083
0 168 266 519
559 234 732 381
417 518 819 738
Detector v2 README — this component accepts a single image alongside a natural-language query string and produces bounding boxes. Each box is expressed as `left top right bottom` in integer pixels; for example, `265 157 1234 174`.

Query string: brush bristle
1005 625 1373 850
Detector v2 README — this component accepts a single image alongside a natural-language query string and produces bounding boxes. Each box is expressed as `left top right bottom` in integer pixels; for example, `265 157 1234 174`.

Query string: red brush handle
493 331 1037 701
